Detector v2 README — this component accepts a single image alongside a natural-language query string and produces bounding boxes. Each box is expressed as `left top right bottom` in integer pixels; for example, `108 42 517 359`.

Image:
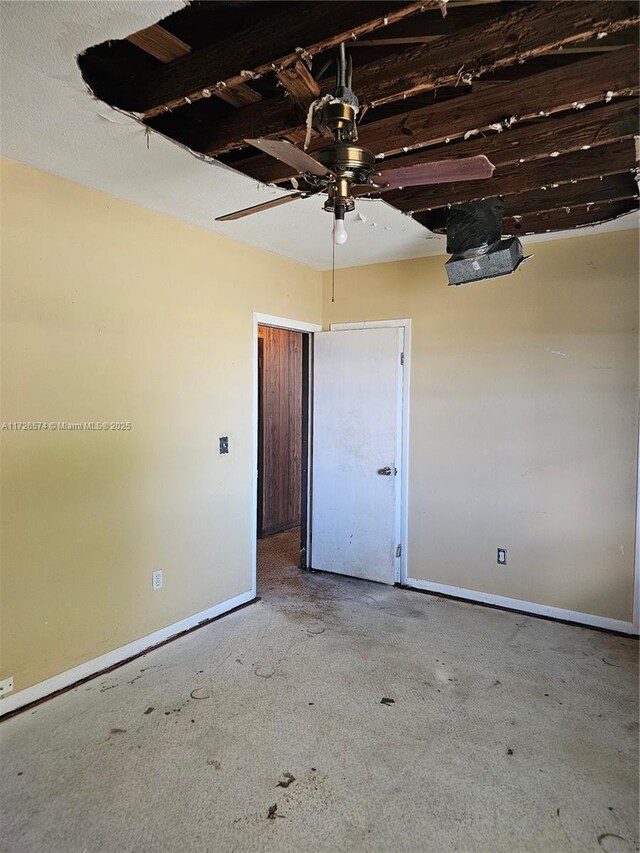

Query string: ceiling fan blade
215 192 305 222
245 138 333 178
377 155 495 189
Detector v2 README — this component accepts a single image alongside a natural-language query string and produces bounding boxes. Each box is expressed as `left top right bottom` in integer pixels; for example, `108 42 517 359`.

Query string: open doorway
255 319 312 593
251 314 409 598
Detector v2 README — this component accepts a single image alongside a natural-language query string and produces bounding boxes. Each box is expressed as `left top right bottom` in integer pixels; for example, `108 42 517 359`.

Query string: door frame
329 319 411 584
251 313 322 596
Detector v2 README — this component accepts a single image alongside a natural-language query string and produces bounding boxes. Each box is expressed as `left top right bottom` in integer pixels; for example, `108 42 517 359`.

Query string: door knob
377 466 393 476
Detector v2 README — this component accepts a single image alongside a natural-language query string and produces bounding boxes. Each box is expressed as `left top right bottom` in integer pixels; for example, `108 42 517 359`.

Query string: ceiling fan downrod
313 43 377 244
216 45 496 250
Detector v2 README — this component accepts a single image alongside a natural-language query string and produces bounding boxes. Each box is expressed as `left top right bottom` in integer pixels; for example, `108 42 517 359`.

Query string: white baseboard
404 577 637 635
0 589 255 717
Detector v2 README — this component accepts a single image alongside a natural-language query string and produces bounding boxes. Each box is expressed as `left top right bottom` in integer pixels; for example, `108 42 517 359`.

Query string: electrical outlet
0 676 14 697
497 548 507 566
219 436 229 454
152 570 163 591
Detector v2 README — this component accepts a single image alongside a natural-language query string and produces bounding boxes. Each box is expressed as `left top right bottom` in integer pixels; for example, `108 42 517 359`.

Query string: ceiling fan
216 44 495 244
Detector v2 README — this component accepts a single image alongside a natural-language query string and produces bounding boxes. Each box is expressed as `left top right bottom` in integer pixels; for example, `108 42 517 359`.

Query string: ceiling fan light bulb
334 218 348 245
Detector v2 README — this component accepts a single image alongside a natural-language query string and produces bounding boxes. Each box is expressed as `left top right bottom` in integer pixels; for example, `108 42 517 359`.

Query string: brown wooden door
257 325 303 537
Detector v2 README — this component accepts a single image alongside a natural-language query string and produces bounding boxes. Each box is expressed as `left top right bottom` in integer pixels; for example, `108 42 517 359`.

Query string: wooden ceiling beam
502 199 639 235
348 2 506 43
127 24 262 109
369 102 639 188
352 36 635 51
355 1 639 107
415 174 639 231
503 173 639 217
127 25 191 63
237 99 638 185
469 54 624 83
113 2 428 116
203 98 301 155
202 19 638 160
349 47 639 158
276 60 321 111
213 84 263 108
385 140 638 213
416 182 639 231
225 47 639 182
350 24 638 53
283 127 321 146
542 45 626 55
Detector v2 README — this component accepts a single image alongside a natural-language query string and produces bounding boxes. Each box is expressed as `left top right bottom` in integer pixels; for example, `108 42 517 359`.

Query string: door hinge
396 544 402 558
400 352 404 366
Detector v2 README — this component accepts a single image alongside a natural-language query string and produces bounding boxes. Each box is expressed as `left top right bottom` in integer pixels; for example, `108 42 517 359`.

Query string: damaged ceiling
78 0 640 249
1 1 638 269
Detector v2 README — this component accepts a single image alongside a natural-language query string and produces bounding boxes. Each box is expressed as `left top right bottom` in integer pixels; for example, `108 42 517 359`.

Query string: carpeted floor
1 528 638 852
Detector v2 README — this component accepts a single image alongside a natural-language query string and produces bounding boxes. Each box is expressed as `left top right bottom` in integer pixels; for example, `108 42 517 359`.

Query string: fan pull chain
332 220 336 303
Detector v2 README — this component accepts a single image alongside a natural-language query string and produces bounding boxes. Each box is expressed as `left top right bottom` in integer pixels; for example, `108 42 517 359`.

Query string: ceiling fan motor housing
310 133 376 215
314 143 376 184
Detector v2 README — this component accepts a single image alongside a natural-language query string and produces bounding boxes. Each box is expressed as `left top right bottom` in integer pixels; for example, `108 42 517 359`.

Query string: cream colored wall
1 156 637 698
323 230 639 623
0 158 322 692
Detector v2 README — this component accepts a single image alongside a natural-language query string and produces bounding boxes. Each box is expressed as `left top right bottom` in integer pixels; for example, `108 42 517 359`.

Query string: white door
311 327 403 584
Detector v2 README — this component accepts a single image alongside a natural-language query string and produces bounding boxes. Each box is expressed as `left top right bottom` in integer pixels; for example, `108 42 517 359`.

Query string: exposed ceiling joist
386 139 638 212
237 100 638 185
77 1 640 243
110 2 429 117
352 33 634 51
503 198 639 235
347 10 635 51
127 24 191 63
203 36 638 162
542 45 626 55
347 2 506 44
354 1 640 107
276 60 321 110
343 47 639 159
415 173 639 228
502 173 639 217
126 23 262 109
213 84 263 108
198 2 638 156
202 98 299 157
284 127 320 146
349 36 441 47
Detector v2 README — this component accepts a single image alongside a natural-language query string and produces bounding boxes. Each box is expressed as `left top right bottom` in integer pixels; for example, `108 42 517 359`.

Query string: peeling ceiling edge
1 153 326 274
1 1 638 272
319 209 640 272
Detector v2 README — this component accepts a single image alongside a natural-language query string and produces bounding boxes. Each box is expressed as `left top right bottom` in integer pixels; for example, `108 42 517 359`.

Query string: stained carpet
1 528 638 852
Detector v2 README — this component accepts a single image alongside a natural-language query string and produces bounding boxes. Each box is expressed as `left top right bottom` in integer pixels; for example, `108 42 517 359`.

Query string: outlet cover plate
152 570 163 590
0 676 14 697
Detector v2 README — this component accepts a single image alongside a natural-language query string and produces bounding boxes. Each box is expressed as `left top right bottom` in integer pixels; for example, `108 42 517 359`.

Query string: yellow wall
0 159 322 692
323 230 639 623
1 157 638 698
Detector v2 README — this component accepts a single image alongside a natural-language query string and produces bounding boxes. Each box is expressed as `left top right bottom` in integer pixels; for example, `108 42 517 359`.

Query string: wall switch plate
219 436 229 454
152 570 163 591
497 548 507 565
0 676 14 697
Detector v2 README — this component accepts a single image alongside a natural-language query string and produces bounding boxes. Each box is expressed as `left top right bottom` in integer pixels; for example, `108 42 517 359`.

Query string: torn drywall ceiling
0 1 636 270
